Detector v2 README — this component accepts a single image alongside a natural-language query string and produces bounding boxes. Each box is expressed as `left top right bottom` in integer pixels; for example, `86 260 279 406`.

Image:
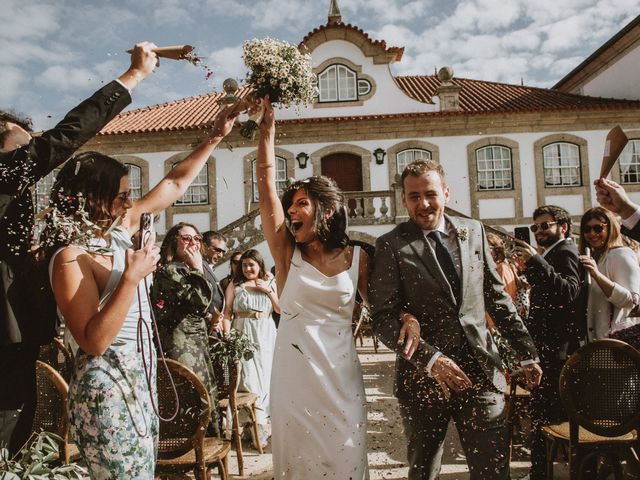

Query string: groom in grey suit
370 160 542 480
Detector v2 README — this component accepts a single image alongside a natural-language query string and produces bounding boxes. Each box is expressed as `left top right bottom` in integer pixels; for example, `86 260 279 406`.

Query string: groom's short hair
401 159 446 191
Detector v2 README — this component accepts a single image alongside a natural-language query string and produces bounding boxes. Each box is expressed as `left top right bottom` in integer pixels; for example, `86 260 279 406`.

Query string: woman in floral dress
45 104 239 479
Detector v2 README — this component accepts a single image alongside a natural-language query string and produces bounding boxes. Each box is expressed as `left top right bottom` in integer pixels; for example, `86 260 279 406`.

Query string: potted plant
0 431 87 479
209 329 257 369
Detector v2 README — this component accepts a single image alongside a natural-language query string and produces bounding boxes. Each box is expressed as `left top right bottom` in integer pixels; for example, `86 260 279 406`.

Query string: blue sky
1 0 637 130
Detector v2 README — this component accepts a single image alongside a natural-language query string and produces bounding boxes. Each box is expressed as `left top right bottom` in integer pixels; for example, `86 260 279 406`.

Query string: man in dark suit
370 159 542 480
0 42 158 452
514 205 587 479
201 231 226 334
595 177 640 241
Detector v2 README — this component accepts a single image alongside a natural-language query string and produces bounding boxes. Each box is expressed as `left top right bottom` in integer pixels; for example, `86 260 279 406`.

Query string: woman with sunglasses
222 248 278 449
150 222 221 434
578 207 640 342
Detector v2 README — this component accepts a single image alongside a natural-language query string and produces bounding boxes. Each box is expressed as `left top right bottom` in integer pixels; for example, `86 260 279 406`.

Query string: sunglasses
582 224 607 235
530 221 557 233
209 246 227 254
179 234 203 244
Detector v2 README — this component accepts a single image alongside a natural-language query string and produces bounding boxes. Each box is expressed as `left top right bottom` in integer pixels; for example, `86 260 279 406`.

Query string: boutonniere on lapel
456 226 469 242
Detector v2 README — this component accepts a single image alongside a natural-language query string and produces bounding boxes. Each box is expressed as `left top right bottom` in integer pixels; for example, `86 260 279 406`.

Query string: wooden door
321 153 363 216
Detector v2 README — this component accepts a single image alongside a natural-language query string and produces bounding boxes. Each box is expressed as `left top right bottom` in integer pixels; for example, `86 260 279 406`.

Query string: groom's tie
428 231 460 302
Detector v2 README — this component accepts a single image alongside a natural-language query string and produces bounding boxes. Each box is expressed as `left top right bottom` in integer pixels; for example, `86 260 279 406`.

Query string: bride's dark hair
280 175 349 249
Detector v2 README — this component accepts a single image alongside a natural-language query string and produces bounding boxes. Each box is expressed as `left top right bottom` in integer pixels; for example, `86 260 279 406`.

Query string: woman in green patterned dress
151 222 221 435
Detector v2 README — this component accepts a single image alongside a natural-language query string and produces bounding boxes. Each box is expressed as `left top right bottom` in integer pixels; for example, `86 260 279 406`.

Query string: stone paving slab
224 337 575 479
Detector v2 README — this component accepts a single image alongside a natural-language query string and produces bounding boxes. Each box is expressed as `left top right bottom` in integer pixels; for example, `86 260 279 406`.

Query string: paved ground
223 337 574 479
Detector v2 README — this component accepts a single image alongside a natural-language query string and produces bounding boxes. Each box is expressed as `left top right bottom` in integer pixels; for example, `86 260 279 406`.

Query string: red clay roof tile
99 76 640 135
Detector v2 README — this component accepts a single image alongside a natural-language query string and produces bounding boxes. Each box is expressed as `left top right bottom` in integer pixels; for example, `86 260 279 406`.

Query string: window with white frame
34 168 60 212
396 148 432 174
252 157 287 201
175 164 208 205
619 140 640 184
543 142 581 187
318 65 357 102
125 164 142 200
476 146 513 190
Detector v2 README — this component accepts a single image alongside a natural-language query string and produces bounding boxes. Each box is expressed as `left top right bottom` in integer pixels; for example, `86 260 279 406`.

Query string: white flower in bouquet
240 37 318 139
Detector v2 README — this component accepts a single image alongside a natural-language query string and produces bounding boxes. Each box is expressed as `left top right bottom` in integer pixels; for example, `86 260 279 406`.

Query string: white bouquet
240 37 317 139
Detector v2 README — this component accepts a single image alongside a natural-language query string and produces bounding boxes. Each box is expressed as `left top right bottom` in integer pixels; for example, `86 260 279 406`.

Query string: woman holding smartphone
44 104 239 478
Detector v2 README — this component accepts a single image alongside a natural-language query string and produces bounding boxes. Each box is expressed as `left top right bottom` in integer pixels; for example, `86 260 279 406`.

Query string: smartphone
138 212 154 249
514 226 531 244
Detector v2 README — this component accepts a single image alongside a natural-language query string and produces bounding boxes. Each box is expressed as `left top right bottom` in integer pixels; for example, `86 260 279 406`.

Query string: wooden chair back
560 339 640 438
33 360 74 463
39 337 74 382
156 358 211 459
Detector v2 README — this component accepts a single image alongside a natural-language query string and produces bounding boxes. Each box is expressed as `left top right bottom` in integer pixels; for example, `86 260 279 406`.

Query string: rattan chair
32 360 79 464
212 350 263 477
155 358 231 480
543 339 640 479
38 337 74 382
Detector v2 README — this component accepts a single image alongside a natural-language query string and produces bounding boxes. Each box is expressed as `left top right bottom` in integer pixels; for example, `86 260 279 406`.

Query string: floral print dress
51 227 158 479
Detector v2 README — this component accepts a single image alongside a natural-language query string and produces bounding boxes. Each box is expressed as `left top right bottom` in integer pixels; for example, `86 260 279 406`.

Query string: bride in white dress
254 97 370 479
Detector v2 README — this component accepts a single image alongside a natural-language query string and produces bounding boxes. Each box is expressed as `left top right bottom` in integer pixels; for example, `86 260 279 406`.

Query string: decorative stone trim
313 57 376 107
163 151 218 231
533 133 591 210
308 143 372 192
386 139 441 184
112 154 150 198
243 147 295 210
467 137 523 220
611 129 640 195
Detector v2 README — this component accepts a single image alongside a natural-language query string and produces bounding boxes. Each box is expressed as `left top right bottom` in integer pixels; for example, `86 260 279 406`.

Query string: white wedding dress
270 246 369 479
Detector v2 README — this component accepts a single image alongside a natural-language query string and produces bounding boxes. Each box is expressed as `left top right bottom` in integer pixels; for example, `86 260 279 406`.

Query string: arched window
175 164 208 205
543 142 581 187
318 65 357 102
125 164 142 200
396 148 431 174
475 146 512 190
619 140 640 184
34 168 60 212
252 156 287 201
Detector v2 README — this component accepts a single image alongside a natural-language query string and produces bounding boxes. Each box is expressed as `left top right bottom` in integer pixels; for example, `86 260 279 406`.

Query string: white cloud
0 1 60 40
0 66 26 105
36 66 97 91
205 46 246 90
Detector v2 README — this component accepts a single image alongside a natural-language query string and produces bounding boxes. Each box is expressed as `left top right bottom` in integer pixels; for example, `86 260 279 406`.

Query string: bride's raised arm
255 98 294 272
124 103 241 234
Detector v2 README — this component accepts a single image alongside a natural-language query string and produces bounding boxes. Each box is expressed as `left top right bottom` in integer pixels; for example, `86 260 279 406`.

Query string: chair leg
217 458 228 480
249 404 264 454
373 334 379 353
231 407 244 476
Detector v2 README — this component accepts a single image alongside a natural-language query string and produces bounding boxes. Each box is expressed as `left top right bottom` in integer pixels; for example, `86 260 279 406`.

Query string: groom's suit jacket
370 215 538 399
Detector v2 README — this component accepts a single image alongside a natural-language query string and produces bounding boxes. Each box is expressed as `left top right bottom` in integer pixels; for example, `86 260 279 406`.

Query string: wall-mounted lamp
373 147 386 165
296 152 309 169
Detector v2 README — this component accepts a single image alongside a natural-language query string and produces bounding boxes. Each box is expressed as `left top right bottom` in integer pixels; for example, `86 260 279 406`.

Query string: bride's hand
258 95 275 137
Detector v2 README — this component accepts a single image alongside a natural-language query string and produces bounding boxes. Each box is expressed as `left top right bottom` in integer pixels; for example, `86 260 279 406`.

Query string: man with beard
370 160 541 480
513 205 588 479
